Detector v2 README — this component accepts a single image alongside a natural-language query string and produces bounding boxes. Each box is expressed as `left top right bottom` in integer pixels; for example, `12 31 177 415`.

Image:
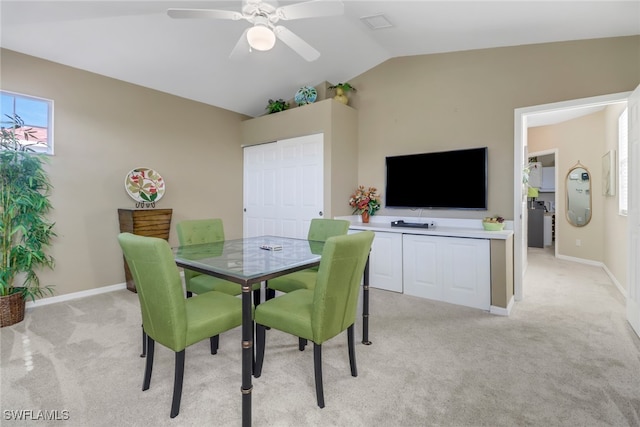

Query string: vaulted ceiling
1 1 638 117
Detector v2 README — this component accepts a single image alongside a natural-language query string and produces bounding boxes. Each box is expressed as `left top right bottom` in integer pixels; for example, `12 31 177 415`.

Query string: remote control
260 244 282 251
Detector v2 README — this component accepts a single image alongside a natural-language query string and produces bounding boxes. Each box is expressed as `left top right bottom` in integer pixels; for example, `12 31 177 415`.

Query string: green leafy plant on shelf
1 114 56 302
266 99 290 114
328 82 357 93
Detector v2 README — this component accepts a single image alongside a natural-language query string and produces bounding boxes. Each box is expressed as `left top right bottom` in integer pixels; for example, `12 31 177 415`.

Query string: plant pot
334 87 349 105
362 211 370 223
482 221 505 231
0 292 26 327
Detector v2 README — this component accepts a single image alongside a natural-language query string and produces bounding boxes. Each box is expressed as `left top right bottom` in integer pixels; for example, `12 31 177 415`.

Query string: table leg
241 284 253 427
362 256 372 345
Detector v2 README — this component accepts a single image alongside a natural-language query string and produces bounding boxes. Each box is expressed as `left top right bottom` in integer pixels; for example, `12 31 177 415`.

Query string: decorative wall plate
125 167 165 203
294 86 318 106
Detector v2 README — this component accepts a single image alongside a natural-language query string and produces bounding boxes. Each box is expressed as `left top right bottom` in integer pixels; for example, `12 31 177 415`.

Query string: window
618 108 628 216
1 91 53 154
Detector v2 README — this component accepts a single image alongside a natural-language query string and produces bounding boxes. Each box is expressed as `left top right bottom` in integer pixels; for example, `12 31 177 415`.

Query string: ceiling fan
167 0 344 62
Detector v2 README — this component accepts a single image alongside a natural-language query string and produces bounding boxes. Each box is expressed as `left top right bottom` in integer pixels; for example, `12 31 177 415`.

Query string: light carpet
1 247 639 426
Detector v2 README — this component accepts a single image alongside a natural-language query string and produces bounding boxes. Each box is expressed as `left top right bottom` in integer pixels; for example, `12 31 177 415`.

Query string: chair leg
170 350 185 418
140 325 147 357
210 335 219 355
143 336 155 391
313 343 325 408
265 281 275 301
299 337 307 351
254 324 266 378
347 324 358 377
253 288 261 306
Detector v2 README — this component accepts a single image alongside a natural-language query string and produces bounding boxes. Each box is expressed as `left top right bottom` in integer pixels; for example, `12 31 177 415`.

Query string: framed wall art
602 150 616 196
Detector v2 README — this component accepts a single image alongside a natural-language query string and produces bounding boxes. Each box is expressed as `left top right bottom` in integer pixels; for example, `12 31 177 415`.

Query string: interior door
243 142 279 238
243 134 323 239
627 84 640 338
278 134 324 238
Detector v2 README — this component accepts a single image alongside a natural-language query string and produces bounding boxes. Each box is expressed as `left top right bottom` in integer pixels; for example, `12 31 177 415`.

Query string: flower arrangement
349 186 381 215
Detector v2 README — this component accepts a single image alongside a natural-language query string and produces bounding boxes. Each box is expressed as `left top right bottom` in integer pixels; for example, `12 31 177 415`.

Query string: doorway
527 149 558 257
513 92 631 302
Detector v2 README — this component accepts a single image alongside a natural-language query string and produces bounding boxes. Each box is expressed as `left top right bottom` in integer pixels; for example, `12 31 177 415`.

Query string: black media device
385 147 488 210
391 220 430 229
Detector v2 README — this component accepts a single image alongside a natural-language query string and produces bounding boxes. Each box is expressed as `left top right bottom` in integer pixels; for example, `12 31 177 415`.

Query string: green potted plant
328 82 356 105
266 98 290 114
1 114 55 327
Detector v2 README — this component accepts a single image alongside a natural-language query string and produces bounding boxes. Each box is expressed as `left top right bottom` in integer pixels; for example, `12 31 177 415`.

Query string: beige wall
347 36 639 221
1 35 639 299
1 49 248 297
528 104 628 291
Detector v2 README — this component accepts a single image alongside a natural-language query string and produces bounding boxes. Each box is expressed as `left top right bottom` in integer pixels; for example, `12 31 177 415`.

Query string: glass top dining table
173 235 371 427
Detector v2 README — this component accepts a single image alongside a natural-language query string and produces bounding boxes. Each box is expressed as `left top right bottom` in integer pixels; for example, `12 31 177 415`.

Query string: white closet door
278 134 324 238
243 134 323 239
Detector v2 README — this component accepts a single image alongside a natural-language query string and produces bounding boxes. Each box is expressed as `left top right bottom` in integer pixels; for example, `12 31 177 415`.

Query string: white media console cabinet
339 215 515 316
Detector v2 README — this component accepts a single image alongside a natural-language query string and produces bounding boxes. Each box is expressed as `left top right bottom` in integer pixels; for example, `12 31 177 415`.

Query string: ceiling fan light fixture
247 23 276 51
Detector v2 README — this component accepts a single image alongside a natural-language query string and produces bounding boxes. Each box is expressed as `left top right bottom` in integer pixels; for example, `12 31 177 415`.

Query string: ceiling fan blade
273 25 320 62
276 0 344 21
167 8 244 21
230 28 251 59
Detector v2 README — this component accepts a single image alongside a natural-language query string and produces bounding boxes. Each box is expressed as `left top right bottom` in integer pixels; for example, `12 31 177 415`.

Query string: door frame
513 91 631 301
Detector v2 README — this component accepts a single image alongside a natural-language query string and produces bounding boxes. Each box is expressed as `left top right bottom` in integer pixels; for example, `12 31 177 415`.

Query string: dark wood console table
118 208 172 292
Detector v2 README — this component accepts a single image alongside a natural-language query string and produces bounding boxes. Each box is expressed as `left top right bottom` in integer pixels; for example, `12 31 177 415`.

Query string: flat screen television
385 147 488 210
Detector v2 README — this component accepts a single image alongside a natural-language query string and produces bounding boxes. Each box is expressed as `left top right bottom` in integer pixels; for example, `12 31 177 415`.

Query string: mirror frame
565 162 592 227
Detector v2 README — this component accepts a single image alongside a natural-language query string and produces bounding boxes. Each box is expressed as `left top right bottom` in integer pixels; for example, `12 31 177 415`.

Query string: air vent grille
360 13 393 30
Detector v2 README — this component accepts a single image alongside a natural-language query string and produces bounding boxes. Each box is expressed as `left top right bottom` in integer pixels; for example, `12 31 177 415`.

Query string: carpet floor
1 247 639 426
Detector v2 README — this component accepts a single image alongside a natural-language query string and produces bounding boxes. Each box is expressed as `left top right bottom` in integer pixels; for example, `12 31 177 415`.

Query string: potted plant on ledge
328 82 356 105
349 186 381 224
266 98 290 114
1 114 56 327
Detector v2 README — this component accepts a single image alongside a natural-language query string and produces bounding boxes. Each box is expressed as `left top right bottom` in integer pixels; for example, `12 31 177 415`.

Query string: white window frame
618 108 628 216
1 90 54 155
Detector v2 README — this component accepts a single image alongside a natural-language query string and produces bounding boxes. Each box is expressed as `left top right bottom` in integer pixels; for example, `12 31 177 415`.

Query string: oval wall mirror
566 162 592 227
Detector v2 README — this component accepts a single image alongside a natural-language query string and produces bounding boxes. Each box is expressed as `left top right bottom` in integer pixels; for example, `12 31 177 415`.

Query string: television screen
385 147 488 210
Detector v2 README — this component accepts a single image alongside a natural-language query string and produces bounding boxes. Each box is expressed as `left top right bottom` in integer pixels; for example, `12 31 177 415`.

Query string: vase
334 87 349 105
361 211 370 223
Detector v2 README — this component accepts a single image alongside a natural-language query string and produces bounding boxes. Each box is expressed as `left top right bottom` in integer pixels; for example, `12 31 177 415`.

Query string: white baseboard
602 264 627 298
556 254 627 299
490 296 514 316
556 254 603 267
26 282 127 308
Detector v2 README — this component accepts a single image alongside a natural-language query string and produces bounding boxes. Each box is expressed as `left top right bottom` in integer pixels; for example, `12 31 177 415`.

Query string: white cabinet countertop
336 215 514 240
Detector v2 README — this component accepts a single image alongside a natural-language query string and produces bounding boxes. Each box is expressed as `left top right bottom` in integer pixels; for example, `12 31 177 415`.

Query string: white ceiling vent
360 13 393 30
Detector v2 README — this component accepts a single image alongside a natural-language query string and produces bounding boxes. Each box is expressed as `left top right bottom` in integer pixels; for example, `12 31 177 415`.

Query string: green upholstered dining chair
177 219 261 299
265 218 350 300
176 219 260 354
118 232 242 418
253 231 375 408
